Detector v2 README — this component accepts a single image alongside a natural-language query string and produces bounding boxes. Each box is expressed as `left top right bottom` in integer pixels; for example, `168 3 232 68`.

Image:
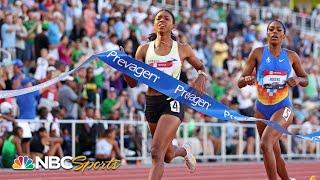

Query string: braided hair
148 9 177 41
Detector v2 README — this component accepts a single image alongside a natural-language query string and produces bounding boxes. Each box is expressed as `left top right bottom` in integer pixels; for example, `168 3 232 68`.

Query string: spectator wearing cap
38 65 60 113
0 102 17 148
15 15 28 62
1 13 16 58
34 22 49 60
15 77 40 156
114 12 125 39
10 59 25 90
16 77 40 120
39 66 59 100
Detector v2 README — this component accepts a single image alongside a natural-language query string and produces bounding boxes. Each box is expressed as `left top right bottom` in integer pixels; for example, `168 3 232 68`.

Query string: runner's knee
164 151 175 163
260 137 274 154
150 145 164 162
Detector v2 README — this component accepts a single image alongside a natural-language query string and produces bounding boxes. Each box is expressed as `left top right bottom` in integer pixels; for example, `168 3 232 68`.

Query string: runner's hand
244 76 256 86
286 77 300 87
192 75 206 95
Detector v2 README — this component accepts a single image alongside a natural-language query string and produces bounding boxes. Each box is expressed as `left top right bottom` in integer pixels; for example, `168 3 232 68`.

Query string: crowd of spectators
0 0 319 167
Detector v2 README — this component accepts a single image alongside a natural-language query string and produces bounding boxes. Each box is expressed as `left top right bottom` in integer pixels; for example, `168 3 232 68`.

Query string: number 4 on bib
170 100 180 113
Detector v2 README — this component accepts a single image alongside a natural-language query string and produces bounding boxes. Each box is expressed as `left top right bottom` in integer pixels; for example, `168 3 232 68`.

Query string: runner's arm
123 44 148 88
238 48 259 88
288 51 308 87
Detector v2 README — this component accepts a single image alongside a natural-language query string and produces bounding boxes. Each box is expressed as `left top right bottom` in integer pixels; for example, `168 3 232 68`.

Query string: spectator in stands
16 77 40 120
292 99 307 125
301 113 318 154
236 83 256 156
30 127 64 160
34 22 49 60
76 104 97 157
101 87 117 118
15 15 27 62
104 33 119 50
83 67 98 104
0 102 17 149
59 76 78 119
71 38 83 64
10 59 25 90
34 48 49 80
70 18 86 42
304 66 319 100
83 2 96 37
39 66 59 105
95 128 124 161
124 125 143 157
48 11 63 48
1 126 23 168
58 35 72 65
134 92 146 120
1 12 16 59
212 35 228 73
23 10 39 66
16 77 40 156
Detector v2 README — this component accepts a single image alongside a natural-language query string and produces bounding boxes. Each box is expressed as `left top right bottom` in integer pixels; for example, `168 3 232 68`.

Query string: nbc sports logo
12 156 35 170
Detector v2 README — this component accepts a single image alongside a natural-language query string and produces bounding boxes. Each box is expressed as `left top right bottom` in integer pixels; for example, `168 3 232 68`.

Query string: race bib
262 70 287 89
170 100 180 113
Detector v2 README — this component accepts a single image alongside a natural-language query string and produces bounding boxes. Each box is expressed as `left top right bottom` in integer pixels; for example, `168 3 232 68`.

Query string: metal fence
18 119 320 164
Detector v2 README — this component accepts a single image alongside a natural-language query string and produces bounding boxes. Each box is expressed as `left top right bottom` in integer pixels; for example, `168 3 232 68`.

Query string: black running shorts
145 95 184 123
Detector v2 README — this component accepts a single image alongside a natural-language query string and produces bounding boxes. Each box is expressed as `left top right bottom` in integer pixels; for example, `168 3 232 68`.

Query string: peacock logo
12 156 35 170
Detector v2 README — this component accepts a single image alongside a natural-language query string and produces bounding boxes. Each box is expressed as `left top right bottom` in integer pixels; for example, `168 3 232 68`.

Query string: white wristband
198 70 208 78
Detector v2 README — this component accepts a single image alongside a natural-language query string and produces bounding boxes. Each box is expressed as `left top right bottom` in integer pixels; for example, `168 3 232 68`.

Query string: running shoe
182 142 196 173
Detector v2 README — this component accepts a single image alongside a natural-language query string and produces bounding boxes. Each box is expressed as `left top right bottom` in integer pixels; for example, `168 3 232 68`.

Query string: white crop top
145 40 182 80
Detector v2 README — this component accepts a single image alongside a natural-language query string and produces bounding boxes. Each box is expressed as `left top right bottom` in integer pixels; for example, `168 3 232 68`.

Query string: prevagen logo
174 85 212 110
12 156 35 170
106 51 160 83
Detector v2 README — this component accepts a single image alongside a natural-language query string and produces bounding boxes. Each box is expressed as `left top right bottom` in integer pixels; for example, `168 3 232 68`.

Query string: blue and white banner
1 50 319 142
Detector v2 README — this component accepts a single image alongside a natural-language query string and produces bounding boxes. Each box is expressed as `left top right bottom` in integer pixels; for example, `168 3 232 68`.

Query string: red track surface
1 161 320 180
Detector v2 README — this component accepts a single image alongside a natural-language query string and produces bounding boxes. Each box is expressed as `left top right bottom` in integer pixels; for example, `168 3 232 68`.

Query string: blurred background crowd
0 0 319 167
